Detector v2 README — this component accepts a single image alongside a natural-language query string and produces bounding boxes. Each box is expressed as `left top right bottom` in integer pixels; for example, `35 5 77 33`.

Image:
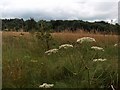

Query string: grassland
2 31 118 88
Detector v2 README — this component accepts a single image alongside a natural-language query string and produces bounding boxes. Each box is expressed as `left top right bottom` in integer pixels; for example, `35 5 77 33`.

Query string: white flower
93 58 107 62
73 72 77 75
59 44 73 49
39 83 54 88
45 48 58 55
114 44 118 47
13 35 17 37
91 46 104 51
111 85 115 90
31 60 38 63
76 37 96 44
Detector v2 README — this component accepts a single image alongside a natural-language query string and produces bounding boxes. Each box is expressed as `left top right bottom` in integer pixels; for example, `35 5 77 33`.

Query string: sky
0 0 119 23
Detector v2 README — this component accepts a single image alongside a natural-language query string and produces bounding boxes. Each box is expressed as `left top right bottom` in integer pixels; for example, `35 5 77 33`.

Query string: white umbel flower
91 46 104 51
39 83 54 88
59 44 73 49
114 44 118 47
45 49 58 55
76 37 96 43
93 58 107 62
31 60 38 63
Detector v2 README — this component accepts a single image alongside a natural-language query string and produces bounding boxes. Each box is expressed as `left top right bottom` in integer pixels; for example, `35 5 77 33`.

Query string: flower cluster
93 58 107 62
39 83 54 88
59 44 73 49
19 33 24 37
45 43 74 55
76 37 96 44
45 49 58 55
91 46 104 51
13 35 17 37
31 60 38 63
114 44 118 47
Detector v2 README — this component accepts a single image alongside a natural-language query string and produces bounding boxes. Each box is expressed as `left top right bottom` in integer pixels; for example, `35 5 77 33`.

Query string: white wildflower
45 48 58 55
19 34 23 37
114 44 118 47
39 83 54 88
91 46 104 51
93 58 107 62
41 63 44 65
73 72 77 75
13 35 17 37
76 37 96 44
111 85 115 90
31 60 38 63
59 44 73 49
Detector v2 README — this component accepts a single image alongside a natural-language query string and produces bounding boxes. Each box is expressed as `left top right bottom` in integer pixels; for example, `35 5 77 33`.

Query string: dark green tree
24 18 37 32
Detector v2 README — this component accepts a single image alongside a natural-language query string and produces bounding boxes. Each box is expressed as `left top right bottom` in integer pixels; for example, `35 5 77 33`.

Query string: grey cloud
1 0 118 22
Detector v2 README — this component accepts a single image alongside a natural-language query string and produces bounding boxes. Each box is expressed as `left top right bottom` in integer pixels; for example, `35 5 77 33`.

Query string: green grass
2 32 118 88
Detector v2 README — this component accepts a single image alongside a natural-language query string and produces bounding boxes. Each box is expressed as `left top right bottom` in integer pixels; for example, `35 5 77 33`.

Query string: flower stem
81 58 91 88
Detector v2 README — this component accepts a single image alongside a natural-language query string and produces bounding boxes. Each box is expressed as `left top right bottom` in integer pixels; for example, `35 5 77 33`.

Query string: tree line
2 18 120 34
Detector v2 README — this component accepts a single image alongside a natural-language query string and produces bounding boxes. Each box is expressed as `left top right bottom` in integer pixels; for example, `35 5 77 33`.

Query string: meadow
2 31 118 88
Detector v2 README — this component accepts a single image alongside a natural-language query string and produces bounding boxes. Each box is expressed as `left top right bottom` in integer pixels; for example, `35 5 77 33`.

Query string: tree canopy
2 18 120 34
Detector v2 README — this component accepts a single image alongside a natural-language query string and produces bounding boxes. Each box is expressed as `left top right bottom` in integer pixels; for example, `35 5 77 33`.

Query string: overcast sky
0 0 119 23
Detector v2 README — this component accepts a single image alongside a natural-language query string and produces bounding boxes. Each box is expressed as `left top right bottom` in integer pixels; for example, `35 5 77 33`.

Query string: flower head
13 35 17 38
31 60 38 63
114 44 118 47
93 58 107 62
76 37 96 44
59 44 73 49
91 46 104 51
19 34 23 37
45 48 58 55
39 83 54 88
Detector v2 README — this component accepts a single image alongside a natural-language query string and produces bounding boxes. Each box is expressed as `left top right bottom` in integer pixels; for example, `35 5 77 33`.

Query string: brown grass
2 31 118 44
52 32 118 44
2 31 30 37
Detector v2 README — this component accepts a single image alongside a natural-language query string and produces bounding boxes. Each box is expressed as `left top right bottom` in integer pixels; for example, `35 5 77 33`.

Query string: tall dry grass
52 31 118 44
2 31 118 88
2 31 118 43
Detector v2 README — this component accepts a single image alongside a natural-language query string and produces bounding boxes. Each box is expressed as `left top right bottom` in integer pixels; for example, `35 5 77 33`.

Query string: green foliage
35 20 55 50
2 18 120 34
2 18 24 31
24 18 37 32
